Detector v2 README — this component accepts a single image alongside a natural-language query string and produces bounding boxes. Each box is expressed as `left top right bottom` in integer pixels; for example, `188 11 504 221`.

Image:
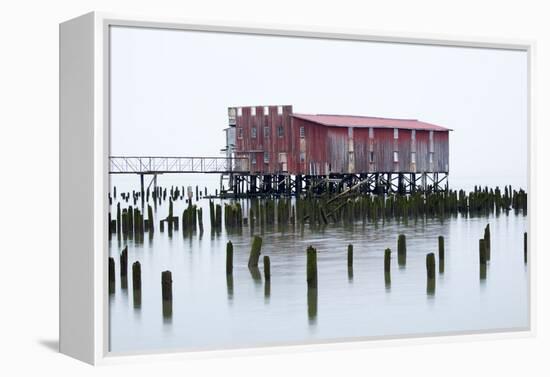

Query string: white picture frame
59 11 535 365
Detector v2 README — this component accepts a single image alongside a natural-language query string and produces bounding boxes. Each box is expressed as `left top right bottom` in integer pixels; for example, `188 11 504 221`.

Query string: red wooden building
223 105 450 195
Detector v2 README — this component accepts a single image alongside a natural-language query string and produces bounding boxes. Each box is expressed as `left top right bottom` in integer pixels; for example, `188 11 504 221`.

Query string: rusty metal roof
291 113 451 131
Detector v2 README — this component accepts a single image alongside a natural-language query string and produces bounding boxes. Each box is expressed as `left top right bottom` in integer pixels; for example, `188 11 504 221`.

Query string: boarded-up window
299 126 305 138
277 125 284 138
393 151 399 162
264 126 269 138
251 127 257 138
264 152 269 163
237 128 243 139
394 128 399 139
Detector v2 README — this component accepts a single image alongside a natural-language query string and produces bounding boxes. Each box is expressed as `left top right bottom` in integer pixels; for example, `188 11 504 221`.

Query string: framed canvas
59 11 534 365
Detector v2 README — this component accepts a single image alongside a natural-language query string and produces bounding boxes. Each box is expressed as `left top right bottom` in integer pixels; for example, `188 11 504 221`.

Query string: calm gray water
108 177 528 354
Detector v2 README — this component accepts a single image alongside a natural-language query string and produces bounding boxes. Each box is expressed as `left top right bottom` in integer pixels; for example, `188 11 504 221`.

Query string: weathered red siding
231 105 449 175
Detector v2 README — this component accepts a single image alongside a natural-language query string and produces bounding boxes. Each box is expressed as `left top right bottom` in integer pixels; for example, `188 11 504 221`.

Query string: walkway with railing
109 156 249 174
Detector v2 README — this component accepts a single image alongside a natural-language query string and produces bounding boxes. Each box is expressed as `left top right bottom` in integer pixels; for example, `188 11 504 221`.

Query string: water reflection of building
223 105 451 195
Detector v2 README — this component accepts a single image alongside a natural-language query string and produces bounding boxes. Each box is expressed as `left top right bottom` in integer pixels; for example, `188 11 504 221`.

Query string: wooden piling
306 246 318 289
120 246 128 278
479 239 487 280
264 255 271 280
347 244 353 268
116 202 121 236
426 253 436 295
108 257 115 294
248 235 262 268
484 224 491 261
384 248 391 286
397 234 406 266
438 235 444 273
161 270 173 317
132 261 141 308
147 205 154 233
120 246 128 289
426 253 436 280
523 232 527 263
226 241 233 275
479 239 487 265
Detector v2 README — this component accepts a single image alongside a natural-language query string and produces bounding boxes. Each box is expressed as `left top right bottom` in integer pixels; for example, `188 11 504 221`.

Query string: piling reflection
480 264 487 280
348 265 354 282
162 300 172 321
121 276 128 290
307 287 318 324
249 266 262 284
133 289 142 309
264 280 271 300
427 279 435 296
226 274 234 300
132 261 142 309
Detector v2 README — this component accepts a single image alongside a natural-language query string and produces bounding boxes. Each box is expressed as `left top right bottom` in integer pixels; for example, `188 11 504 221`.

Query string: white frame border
61 11 536 365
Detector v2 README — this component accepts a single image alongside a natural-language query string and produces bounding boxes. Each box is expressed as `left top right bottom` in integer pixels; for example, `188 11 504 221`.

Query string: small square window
277 125 284 138
237 128 243 139
251 107 256 116
264 126 269 138
300 152 306 162
393 151 399 163
237 107 242 117
251 127 257 138
299 126 305 138
394 128 399 139
411 152 416 164
264 152 269 164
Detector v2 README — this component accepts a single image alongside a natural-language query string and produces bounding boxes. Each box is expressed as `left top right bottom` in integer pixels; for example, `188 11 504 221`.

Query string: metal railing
109 156 249 174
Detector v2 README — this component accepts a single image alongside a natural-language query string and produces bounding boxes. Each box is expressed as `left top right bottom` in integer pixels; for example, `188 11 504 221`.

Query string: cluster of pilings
224 202 243 230
109 203 155 241
296 187 527 227
109 184 527 243
209 200 222 232
109 183 209 208
468 185 527 215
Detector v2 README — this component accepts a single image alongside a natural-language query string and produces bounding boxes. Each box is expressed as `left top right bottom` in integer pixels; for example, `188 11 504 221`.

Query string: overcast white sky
110 26 528 191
